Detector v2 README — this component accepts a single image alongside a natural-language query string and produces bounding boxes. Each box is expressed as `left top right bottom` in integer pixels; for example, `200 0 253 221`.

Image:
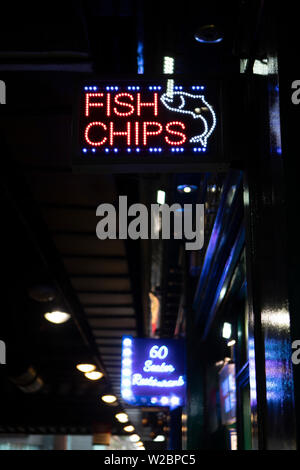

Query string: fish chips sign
73 79 219 170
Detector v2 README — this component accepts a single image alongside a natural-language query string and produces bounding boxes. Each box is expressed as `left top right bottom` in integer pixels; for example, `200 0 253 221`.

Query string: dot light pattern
121 337 133 402
78 83 217 157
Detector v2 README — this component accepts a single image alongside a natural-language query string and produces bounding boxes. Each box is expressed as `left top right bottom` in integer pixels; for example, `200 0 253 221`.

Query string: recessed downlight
177 184 197 194
194 25 223 44
44 310 70 324
222 322 232 340
76 363 96 373
84 371 103 381
115 412 129 423
124 425 135 433
129 434 140 443
101 394 117 404
157 190 166 204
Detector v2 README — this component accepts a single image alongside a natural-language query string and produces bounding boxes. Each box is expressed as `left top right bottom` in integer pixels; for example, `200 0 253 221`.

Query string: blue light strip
121 336 133 402
82 147 204 154
82 147 192 154
137 40 144 74
83 85 206 92
195 37 223 44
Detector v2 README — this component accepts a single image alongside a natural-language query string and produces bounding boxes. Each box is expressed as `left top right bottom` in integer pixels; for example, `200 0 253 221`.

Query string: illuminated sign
219 363 236 425
121 336 186 407
73 79 220 170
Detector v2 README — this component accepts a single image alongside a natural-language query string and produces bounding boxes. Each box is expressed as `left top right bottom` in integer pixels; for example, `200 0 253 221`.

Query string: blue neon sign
121 337 186 408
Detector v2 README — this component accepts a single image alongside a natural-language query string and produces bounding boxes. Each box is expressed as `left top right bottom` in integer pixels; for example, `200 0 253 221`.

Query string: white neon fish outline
160 91 217 148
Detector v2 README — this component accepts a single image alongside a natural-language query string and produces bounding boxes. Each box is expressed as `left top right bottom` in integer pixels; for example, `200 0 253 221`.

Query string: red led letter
143 121 163 145
106 93 111 117
85 93 105 117
137 93 158 116
113 93 135 117
85 121 107 146
109 122 131 146
165 121 186 146
135 122 139 146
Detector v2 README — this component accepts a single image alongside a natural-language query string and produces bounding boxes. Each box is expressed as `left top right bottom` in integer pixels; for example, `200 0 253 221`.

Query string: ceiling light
215 360 224 367
157 190 166 204
208 184 217 193
177 184 197 194
84 371 103 381
227 339 236 347
153 435 165 442
28 285 56 302
136 441 144 447
124 425 135 433
163 56 174 74
222 322 232 339
129 434 140 443
219 286 227 301
253 59 268 75
194 25 223 44
44 310 70 324
76 363 96 373
183 187 192 193
102 394 117 404
115 412 129 423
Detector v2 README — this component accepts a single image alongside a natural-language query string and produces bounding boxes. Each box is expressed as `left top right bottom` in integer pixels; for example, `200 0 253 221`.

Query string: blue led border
121 336 135 403
83 85 206 92
81 146 206 154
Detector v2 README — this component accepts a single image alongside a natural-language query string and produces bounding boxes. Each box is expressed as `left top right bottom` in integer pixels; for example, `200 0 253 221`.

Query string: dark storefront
0 0 299 454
